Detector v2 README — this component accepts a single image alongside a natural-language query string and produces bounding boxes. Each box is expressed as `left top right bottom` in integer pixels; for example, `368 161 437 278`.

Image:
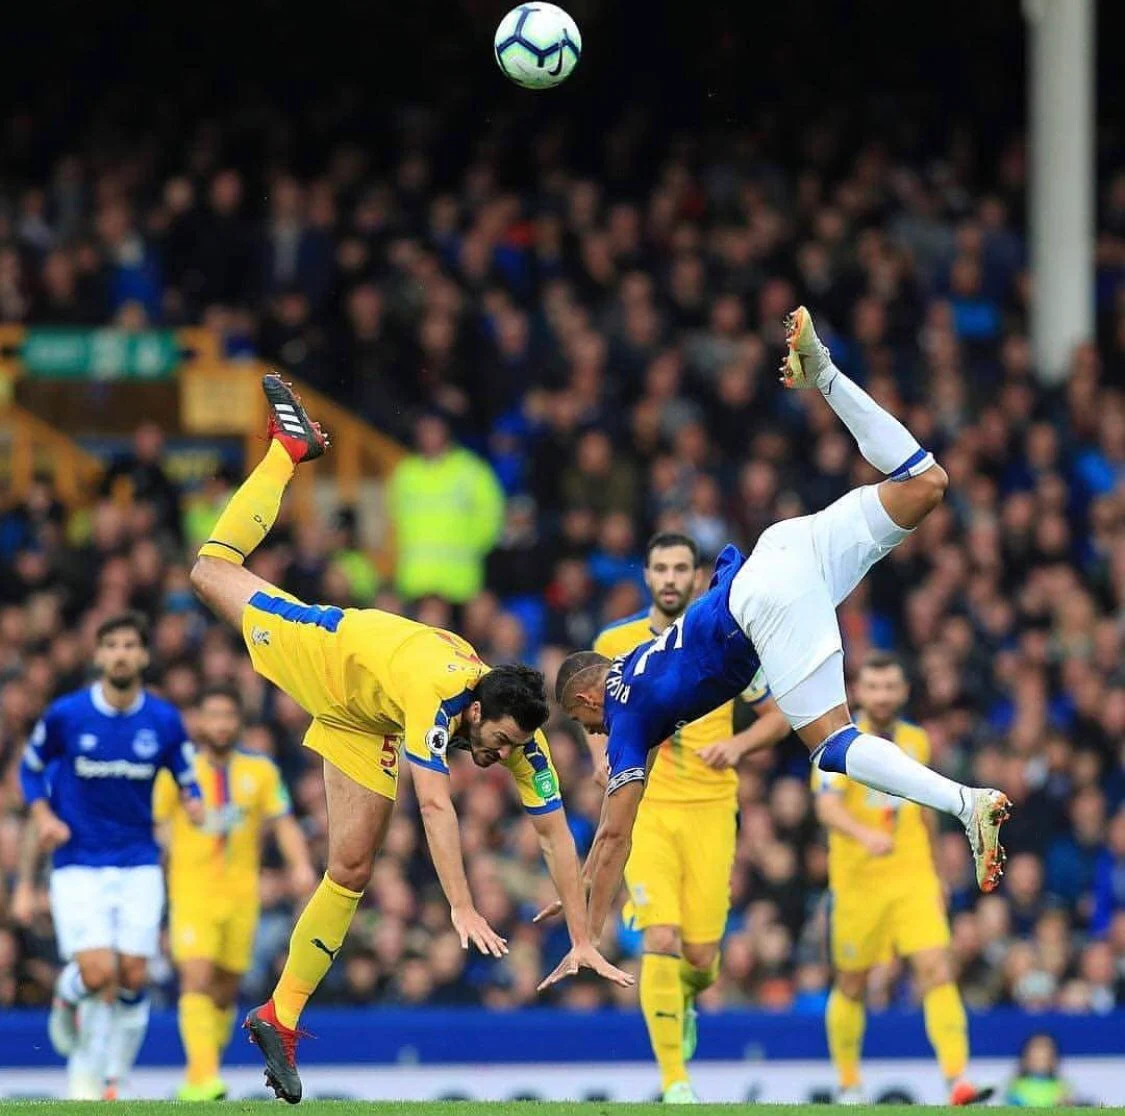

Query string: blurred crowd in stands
0 66 1125 1019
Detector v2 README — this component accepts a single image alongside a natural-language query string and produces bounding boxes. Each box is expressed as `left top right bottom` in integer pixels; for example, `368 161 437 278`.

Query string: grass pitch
9 1104 1125 1116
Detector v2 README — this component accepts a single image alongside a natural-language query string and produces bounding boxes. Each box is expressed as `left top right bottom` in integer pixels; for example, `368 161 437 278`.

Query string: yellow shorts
241 591 400 801
623 799 736 944
170 899 259 974
830 877 950 972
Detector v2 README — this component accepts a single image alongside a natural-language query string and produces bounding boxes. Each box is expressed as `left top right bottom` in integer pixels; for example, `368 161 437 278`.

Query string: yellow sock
640 953 687 1091
826 987 865 1090
179 992 219 1086
198 441 294 565
272 874 362 1029
214 1005 236 1058
679 954 720 1001
923 982 969 1082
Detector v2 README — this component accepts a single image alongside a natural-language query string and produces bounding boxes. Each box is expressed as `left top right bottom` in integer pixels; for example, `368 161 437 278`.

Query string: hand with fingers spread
538 940 635 992
452 904 509 957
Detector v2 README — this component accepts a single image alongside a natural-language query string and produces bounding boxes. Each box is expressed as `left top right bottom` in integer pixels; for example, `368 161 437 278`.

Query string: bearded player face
644 544 700 620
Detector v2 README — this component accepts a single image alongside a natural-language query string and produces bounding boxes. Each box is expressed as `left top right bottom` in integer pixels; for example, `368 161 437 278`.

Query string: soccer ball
494 4 582 90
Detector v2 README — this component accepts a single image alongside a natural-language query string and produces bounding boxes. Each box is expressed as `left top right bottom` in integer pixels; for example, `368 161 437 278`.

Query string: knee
77 956 116 993
118 957 149 993
835 971 867 1001
917 462 948 510
643 925 682 957
913 950 952 993
325 857 372 895
682 941 718 971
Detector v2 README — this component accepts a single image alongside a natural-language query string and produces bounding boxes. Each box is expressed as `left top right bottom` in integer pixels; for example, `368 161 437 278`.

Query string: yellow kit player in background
588 533 790 1104
155 685 316 1102
815 652 991 1106
189 375 630 1103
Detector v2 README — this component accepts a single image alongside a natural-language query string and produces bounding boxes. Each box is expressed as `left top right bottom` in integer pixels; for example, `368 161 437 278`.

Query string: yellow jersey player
155 685 316 1102
589 533 790 1104
189 375 630 1103
815 653 991 1106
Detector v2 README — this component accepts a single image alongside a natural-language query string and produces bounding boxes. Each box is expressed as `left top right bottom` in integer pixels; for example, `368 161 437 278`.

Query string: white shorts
729 485 910 729
49 865 165 960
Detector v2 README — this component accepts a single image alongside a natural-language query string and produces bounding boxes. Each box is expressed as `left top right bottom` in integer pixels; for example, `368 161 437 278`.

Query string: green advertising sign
22 329 180 379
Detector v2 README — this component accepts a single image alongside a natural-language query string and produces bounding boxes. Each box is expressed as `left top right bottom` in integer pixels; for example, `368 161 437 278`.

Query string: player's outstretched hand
37 812 71 852
532 897 563 924
10 880 36 926
183 796 206 827
698 738 745 769
452 904 509 957
538 942 636 992
860 831 894 857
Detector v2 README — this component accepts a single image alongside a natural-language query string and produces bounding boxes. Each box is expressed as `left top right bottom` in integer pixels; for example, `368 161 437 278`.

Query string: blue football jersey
20 684 200 868
603 545 761 792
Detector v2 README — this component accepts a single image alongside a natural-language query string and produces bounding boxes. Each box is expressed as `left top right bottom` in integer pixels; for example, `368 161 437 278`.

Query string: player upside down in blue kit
538 308 1011 990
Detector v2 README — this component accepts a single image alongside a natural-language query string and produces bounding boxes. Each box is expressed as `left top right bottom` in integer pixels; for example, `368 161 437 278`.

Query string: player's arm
18 707 71 851
10 813 43 926
527 805 634 988
411 763 508 958
583 731 609 788
162 714 204 824
257 760 318 898
815 781 893 856
273 815 318 899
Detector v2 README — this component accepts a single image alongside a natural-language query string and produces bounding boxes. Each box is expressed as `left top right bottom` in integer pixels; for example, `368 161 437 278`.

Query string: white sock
78 996 114 1090
56 961 88 1005
821 368 934 479
819 728 971 823
106 989 150 1087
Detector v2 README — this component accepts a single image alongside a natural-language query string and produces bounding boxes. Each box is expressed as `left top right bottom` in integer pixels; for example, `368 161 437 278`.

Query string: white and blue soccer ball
494 4 582 90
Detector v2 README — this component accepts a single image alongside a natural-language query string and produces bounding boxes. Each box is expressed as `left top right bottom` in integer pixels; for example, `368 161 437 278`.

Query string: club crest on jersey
78 733 98 752
132 729 159 759
250 626 271 647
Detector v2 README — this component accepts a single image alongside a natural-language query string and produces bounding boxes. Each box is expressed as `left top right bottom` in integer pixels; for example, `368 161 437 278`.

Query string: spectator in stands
100 422 182 546
386 411 505 604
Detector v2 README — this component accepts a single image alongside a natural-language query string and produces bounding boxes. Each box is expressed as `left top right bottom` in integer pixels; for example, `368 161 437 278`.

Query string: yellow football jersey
155 748 290 905
813 718 937 889
241 598 562 813
594 611 769 805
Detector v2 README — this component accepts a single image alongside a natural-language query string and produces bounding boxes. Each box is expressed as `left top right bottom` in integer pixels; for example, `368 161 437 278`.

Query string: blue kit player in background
542 308 1011 993
19 611 202 1100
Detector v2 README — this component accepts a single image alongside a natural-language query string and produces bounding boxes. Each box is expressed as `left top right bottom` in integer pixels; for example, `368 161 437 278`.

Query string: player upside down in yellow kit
155 684 316 1102
189 375 632 1104
586 534 790 1104
815 653 991 1107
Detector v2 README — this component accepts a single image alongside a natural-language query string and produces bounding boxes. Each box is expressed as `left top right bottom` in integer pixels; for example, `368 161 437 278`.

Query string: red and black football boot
244 999 305 1104
263 373 329 464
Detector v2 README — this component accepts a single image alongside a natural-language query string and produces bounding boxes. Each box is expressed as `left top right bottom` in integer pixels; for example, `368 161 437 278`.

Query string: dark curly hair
475 664 549 731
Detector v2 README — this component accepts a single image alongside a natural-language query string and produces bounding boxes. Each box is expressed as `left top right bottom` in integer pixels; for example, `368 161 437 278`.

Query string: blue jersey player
541 308 1010 990
19 611 202 1099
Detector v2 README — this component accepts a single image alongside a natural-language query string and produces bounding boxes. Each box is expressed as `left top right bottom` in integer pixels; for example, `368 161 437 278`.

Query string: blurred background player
189 375 630 1102
588 532 789 1103
155 684 316 1101
815 652 990 1106
18 612 202 1098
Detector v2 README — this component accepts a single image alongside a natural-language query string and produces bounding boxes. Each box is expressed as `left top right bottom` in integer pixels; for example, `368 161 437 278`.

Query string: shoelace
278 1022 314 1066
